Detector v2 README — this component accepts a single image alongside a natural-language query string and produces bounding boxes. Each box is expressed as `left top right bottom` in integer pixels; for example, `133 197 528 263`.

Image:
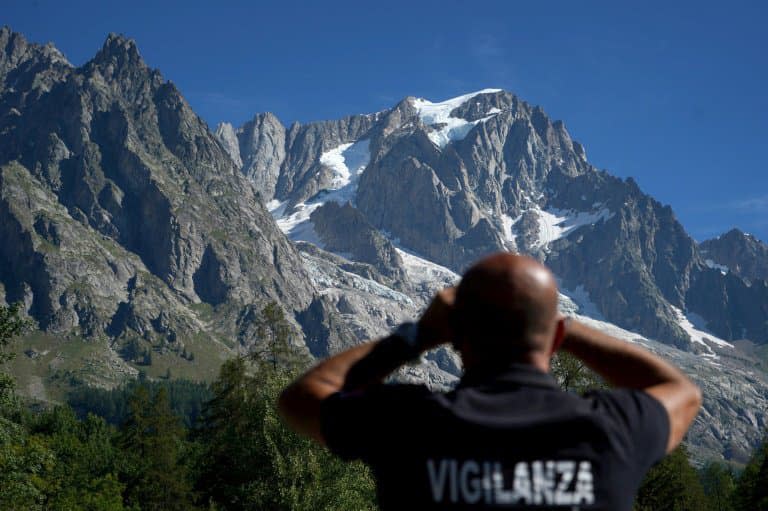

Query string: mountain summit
701 228 768 283
0 28 356 388
218 88 768 352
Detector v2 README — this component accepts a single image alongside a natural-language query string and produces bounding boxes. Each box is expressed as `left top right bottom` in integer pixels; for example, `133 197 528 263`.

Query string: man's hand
279 287 458 444
561 319 702 453
417 287 456 350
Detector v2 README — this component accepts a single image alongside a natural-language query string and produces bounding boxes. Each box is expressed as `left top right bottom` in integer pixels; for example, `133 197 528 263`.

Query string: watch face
397 322 419 345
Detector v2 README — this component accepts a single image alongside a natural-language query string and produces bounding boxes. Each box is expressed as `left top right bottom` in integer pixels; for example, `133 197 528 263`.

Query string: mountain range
1 27 766 462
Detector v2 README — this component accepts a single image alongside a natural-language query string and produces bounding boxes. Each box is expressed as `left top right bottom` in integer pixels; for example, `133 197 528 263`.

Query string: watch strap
389 321 423 363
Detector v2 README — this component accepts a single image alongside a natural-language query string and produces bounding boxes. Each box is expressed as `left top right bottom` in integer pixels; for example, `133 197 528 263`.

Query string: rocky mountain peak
700 228 768 282
235 112 287 199
95 33 142 64
214 122 243 168
722 228 761 243
229 85 768 351
86 32 152 84
0 27 70 86
0 29 339 391
1 25 21 51
0 26 29 57
0 27 29 76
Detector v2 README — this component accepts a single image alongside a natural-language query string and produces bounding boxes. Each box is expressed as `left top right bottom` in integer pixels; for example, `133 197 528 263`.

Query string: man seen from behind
278 252 702 510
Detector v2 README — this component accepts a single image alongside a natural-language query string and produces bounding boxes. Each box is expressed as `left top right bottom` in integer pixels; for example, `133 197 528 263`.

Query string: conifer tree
33 407 125 510
551 351 605 393
699 461 735 511
196 356 377 510
119 385 197 510
635 445 709 511
0 302 48 509
0 302 31 416
252 301 309 371
196 302 376 511
734 431 768 511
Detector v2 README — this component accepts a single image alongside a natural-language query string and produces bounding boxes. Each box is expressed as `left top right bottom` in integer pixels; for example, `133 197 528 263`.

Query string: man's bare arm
278 341 383 444
562 319 702 453
277 288 456 444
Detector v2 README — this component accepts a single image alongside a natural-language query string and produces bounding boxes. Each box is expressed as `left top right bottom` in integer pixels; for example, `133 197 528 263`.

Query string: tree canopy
1 300 766 509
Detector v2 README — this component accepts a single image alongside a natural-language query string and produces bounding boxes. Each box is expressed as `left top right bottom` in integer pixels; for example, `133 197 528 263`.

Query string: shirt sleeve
589 388 671 470
320 383 431 463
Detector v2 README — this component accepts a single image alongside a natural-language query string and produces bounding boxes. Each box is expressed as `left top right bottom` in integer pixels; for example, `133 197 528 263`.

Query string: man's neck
462 351 551 375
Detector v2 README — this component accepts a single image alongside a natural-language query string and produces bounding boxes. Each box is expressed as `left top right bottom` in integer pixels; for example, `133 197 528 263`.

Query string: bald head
453 253 561 368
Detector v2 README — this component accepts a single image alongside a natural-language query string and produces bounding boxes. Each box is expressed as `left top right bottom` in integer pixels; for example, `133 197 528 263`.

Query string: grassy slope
6 327 233 405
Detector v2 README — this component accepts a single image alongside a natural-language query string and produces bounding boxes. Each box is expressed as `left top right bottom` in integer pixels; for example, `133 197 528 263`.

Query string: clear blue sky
5 0 767 242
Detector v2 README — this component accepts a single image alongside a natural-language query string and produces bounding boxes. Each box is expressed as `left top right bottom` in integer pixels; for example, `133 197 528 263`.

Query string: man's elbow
276 382 327 445
676 378 703 442
688 380 703 414
660 378 703 453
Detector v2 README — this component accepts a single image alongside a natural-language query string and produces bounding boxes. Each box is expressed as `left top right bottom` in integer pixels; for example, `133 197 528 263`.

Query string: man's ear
550 318 566 355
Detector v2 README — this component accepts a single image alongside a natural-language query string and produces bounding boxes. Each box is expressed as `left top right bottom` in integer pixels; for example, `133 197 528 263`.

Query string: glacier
411 88 503 148
269 139 370 244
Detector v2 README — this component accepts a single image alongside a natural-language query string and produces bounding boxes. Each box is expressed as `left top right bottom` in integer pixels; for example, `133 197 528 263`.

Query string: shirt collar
459 362 560 390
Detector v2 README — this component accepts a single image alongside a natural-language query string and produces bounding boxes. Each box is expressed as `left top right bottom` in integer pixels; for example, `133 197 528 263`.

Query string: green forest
1 301 767 510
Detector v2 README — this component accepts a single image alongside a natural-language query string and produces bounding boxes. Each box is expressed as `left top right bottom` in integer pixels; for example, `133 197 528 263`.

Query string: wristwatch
391 321 423 363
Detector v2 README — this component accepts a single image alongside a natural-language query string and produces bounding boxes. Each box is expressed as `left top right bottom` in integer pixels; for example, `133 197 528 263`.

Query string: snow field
671 306 733 353
704 259 729 275
499 205 614 250
534 207 613 249
269 139 370 244
395 247 459 288
411 89 503 148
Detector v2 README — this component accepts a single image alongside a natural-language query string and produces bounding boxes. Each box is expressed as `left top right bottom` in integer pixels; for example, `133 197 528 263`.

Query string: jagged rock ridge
700 229 768 283
0 27 357 387
219 89 768 351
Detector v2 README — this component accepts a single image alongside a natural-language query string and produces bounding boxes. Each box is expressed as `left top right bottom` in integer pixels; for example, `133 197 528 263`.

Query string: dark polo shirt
321 363 669 510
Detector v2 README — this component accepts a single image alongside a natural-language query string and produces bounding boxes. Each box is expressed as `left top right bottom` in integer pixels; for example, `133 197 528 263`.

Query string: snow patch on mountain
534 207 614 249
411 89 503 148
559 291 657 353
560 287 726 366
269 139 370 243
572 315 656 351
501 213 519 249
560 285 605 321
671 306 734 354
302 253 414 306
395 247 460 290
499 205 613 251
705 259 729 275
319 139 370 190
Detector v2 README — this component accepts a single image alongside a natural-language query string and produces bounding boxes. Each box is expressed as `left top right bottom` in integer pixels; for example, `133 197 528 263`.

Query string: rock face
228 88 767 351
234 113 286 200
213 122 242 169
684 230 768 343
0 28 352 384
310 202 406 283
700 229 768 283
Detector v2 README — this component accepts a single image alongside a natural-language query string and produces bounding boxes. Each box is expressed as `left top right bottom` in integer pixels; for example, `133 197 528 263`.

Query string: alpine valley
1 28 766 463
